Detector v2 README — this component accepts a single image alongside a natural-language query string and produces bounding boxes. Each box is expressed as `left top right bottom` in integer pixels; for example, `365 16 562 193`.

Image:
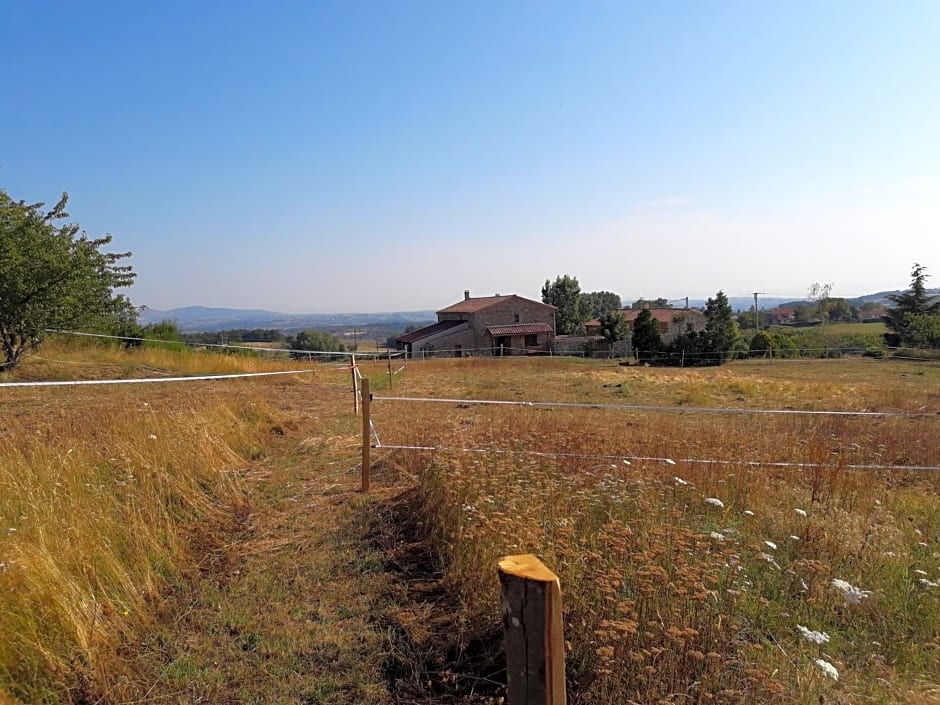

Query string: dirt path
115 383 400 704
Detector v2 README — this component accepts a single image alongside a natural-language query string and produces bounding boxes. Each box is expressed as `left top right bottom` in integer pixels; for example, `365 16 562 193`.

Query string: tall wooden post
360 377 371 493
351 354 359 414
387 349 393 389
498 554 566 705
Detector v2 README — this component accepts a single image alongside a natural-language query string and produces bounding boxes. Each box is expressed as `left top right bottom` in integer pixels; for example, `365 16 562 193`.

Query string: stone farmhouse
396 291 556 357
585 307 707 344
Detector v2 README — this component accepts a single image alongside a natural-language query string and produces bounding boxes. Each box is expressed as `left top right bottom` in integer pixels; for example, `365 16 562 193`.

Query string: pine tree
704 291 741 364
631 308 662 362
883 264 940 347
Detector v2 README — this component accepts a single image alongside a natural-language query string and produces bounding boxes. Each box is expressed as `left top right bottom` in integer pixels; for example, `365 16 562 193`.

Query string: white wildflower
815 659 839 681
709 532 725 542
884 551 896 557
797 625 830 644
795 508 808 517
743 510 754 516
831 578 872 604
764 540 778 550
705 497 725 509
147 434 158 440
673 476 690 486
760 553 781 570
462 504 476 513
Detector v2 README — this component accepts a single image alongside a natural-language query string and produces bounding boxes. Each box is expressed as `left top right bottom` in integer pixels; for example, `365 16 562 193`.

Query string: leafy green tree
288 330 347 358
819 297 852 322
542 274 587 335
883 264 940 347
666 330 708 366
900 312 940 348
749 330 775 358
580 291 622 319
631 308 662 362
598 311 629 344
631 297 670 309
0 191 136 369
704 290 741 364
807 281 834 322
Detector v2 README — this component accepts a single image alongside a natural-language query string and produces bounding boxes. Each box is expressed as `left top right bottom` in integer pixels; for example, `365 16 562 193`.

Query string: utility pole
753 292 765 332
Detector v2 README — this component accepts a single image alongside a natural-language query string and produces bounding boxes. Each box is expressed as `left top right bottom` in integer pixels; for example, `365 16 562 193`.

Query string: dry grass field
372 357 940 705
1 342 938 704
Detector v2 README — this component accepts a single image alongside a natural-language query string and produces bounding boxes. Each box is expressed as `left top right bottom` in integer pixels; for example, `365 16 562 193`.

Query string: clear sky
2 1 938 313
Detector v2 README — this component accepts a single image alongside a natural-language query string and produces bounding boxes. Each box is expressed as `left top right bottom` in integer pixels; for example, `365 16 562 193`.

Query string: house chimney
464 289 470 301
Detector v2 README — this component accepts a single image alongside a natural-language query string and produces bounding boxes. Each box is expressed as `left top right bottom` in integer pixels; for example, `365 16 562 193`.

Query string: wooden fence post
498 554 566 705
360 377 370 493
387 349 393 390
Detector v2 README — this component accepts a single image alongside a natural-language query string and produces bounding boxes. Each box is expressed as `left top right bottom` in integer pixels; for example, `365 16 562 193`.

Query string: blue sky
2 1 938 312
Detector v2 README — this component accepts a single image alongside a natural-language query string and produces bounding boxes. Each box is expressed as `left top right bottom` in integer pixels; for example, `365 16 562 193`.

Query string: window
513 313 520 322
525 334 539 347
687 323 694 332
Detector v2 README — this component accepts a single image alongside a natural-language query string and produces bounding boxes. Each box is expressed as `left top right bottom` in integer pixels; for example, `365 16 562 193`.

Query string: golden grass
372 357 940 704
0 340 351 704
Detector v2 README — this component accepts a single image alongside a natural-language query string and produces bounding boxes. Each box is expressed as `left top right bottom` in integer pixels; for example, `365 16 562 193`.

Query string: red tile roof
437 294 555 314
487 323 553 336
396 320 466 343
617 308 704 324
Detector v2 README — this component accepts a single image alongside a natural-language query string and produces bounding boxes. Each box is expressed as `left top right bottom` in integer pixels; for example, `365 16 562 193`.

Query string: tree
542 274 588 335
580 291 622 319
631 297 670 309
288 330 347 354
0 191 136 369
883 264 940 347
807 281 834 323
598 311 629 345
704 291 741 364
631 308 662 362
749 331 775 358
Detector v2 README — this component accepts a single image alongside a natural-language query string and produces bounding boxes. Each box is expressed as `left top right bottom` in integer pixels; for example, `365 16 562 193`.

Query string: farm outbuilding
396 291 556 357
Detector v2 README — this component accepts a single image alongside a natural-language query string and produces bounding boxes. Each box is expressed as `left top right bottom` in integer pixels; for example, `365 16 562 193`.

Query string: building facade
397 291 556 357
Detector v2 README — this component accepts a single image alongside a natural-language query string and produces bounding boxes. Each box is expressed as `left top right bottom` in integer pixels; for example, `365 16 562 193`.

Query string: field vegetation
374 357 940 704
2 343 938 705
0 338 388 704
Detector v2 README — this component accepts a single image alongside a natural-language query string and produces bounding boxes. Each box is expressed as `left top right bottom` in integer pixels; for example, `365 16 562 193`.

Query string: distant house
585 307 706 344
396 291 556 357
766 307 797 325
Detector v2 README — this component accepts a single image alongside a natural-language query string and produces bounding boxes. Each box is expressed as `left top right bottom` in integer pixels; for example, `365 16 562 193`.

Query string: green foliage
631 308 662 362
820 297 854 322
901 312 940 348
767 324 884 358
184 329 285 345
287 330 347 358
749 331 774 358
598 311 629 344
580 291 622 319
0 190 136 369
704 291 741 363
630 297 670 309
883 264 940 348
542 274 587 335
140 320 185 350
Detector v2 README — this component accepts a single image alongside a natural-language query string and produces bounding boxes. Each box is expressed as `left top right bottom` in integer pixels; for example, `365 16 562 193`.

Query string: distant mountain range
142 289 939 332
